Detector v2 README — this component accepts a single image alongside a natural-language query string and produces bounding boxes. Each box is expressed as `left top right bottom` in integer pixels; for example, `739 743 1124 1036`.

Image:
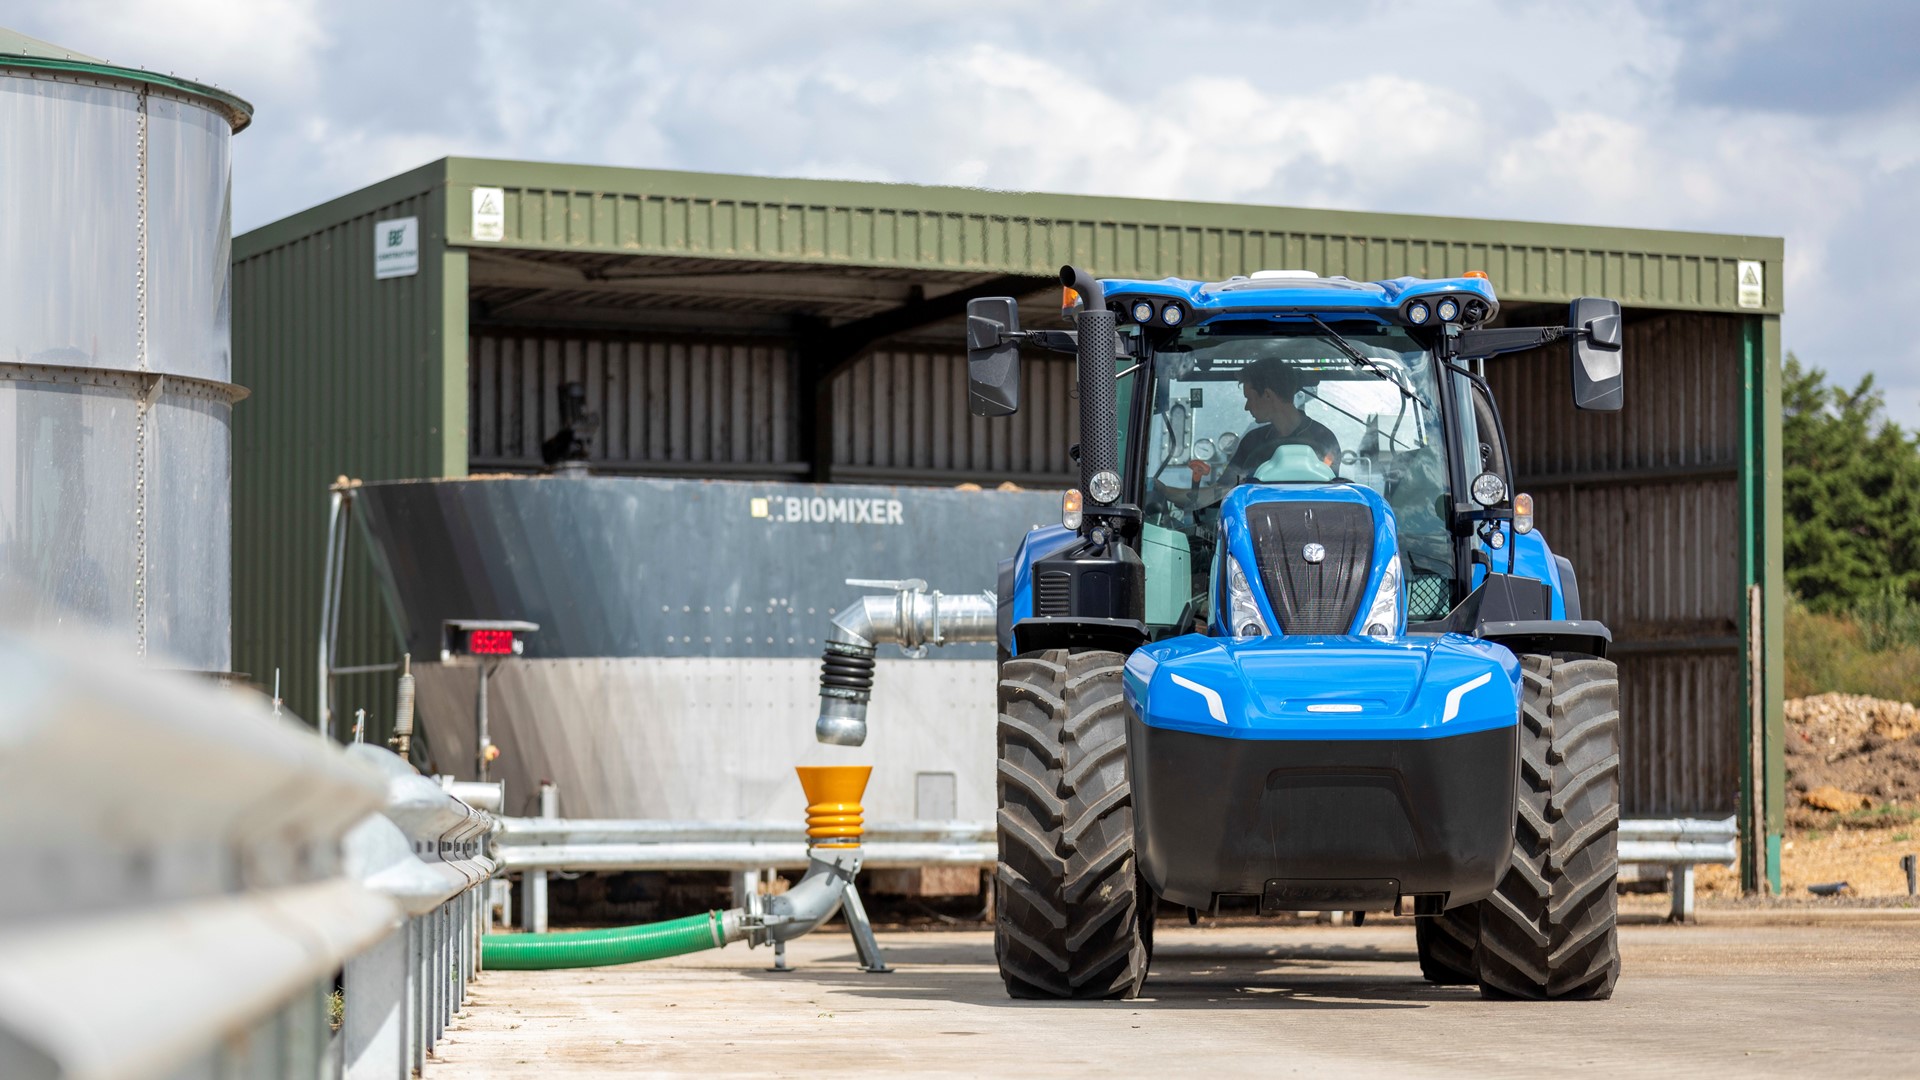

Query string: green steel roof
239 156 1784 314
0 25 252 131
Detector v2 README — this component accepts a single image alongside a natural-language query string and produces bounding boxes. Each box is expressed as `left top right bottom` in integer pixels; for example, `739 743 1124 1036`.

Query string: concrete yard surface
432 919 1920 1077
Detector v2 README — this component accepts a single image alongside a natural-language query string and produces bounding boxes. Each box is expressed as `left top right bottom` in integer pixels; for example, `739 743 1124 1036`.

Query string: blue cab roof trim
1101 274 1500 320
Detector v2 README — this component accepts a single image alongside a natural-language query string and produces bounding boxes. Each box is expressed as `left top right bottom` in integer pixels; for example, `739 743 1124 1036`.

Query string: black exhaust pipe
1061 265 1118 508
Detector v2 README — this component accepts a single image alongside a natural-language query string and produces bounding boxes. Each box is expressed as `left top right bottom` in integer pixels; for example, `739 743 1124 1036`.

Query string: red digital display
467 629 515 655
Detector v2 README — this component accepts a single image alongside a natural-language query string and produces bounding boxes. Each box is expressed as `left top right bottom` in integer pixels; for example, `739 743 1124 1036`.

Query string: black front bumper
1129 718 1517 911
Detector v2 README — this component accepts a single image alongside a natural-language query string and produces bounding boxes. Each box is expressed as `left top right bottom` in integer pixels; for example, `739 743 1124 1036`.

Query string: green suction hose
482 910 738 970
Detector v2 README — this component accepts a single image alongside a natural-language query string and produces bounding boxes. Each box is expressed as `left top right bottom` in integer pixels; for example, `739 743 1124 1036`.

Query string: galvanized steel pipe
814 582 996 746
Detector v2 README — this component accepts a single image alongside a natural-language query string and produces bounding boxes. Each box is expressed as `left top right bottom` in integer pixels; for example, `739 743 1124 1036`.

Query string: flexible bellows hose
482 911 730 970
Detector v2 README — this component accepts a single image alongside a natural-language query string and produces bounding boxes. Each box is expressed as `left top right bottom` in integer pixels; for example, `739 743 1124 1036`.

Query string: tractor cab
969 268 1623 655
1123 300 1458 636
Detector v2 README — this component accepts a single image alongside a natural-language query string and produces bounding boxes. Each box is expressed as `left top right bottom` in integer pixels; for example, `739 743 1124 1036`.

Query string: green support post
1739 313 1786 895
1758 314 1785 893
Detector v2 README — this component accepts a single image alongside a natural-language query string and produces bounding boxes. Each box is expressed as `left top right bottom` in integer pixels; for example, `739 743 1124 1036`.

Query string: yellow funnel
795 765 871 847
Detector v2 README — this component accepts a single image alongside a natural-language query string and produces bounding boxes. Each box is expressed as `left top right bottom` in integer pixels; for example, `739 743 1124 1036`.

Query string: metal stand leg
1670 864 1697 924
841 882 892 973
769 938 791 973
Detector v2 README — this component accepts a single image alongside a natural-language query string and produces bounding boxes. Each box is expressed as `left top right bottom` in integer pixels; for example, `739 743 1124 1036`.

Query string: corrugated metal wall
233 169 452 727
446 159 1780 315
469 330 1078 486
830 349 1075 485
1491 313 1745 816
469 331 800 475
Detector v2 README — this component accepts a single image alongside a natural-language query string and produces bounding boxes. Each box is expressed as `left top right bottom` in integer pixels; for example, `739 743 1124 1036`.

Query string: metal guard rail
340 745 502 1078
1619 816 1738 923
496 815 1738 923
0 627 500 1079
493 817 997 872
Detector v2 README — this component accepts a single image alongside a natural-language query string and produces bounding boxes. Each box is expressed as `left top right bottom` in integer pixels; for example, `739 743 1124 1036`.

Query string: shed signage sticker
751 495 904 525
373 216 418 279
472 187 505 242
1737 260 1764 309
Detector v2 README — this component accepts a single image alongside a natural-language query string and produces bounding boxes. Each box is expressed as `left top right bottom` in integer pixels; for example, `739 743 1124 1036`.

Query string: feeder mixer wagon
817 264 1627 1001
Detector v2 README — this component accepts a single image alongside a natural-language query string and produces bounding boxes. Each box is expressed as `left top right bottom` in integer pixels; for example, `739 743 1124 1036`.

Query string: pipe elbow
765 850 857 943
816 596 880 746
826 596 883 649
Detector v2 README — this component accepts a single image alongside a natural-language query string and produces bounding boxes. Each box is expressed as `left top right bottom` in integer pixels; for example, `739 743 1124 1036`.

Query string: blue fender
1003 524 1079 653
1473 525 1566 620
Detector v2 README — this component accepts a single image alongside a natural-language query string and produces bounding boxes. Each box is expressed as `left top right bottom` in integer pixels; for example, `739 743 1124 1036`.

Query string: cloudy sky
15 1 1920 423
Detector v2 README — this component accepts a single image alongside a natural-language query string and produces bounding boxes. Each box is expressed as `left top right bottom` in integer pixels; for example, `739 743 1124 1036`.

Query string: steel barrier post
1669 865 1697 923
408 916 425 1076
520 782 557 932
343 927 407 1079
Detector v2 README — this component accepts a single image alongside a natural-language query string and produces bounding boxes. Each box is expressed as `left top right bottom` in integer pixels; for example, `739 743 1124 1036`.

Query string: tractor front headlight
1470 471 1507 507
1362 554 1402 638
1088 470 1121 504
1130 300 1155 324
1227 555 1270 638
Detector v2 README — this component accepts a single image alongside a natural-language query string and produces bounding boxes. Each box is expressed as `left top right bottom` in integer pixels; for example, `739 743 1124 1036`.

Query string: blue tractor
965 265 1624 1001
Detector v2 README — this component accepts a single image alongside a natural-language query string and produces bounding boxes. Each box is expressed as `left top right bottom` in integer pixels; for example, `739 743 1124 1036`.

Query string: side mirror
966 296 1022 417
1568 297 1623 411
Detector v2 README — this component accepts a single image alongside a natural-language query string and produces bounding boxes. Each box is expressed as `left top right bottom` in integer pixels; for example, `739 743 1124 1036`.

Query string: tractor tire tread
995 648 1152 1000
1475 652 1622 1001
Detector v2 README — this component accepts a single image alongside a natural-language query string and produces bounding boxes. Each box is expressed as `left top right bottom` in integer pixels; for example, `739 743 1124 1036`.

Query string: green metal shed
232 156 1786 890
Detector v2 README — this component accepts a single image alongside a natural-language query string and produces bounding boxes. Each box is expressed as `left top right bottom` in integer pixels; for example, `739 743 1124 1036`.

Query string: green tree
1781 354 1920 611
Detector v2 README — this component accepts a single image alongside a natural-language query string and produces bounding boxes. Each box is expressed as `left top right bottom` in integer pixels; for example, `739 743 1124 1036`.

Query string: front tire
994 648 1153 999
1476 652 1622 1000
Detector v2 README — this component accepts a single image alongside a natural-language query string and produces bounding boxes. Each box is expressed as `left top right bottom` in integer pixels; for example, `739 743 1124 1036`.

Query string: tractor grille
1036 571 1072 616
1245 502 1375 634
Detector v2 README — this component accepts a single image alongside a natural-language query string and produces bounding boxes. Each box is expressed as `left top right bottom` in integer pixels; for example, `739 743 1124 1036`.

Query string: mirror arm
1453 325 1580 361
1004 328 1134 359
1016 329 1080 355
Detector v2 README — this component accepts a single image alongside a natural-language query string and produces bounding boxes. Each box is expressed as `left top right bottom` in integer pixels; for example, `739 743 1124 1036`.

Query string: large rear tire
994 648 1153 999
1415 906 1479 985
1476 652 1622 1000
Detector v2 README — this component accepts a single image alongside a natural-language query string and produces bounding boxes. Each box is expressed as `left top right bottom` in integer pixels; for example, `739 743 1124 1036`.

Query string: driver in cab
1191 358 1340 484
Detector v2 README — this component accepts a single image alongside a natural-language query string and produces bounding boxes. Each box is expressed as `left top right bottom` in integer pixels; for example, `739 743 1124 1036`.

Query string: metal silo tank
0 30 250 672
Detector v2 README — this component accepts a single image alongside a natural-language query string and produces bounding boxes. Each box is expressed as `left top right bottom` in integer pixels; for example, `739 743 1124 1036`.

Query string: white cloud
26 0 327 98
5 0 1915 422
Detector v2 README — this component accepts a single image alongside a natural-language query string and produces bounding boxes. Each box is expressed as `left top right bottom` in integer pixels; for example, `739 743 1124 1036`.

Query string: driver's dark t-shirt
1229 414 1340 475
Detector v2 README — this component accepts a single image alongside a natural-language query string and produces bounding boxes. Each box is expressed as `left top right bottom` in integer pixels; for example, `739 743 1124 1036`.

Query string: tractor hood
1122 633 1520 742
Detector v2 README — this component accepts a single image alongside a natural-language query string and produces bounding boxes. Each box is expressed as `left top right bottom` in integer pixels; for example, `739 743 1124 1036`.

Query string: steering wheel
1150 432 1240 512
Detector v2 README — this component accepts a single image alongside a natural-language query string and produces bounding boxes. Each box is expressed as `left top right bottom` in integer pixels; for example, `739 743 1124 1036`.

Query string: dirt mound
1785 693 1920 829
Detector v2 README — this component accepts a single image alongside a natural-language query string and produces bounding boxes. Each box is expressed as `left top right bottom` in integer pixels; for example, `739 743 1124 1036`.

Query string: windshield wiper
1305 315 1435 415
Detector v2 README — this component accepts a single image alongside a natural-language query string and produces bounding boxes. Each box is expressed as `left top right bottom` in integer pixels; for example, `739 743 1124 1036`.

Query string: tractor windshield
1138 319 1456 628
